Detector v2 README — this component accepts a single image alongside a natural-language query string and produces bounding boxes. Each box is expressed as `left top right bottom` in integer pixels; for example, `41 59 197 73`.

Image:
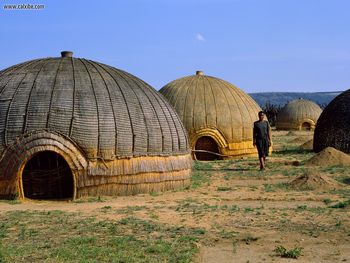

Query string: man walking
253 111 272 170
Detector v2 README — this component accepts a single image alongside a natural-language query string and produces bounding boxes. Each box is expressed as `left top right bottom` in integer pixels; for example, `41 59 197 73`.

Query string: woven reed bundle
0 52 191 199
276 99 322 130
314 89 350 153
159 71 262 159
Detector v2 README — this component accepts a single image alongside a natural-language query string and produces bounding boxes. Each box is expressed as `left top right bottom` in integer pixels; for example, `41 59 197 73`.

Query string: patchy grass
1 131 349 262
321 166 350 175
0 199 22 205
116 206 146 214
192 161 214 171
329 188 350 199
334 175 350 185
174 199 241 216
0 210 201 263
329 199 350 209
323 198 332 205
274 245 303 259
263 182 290 192
190 162 213 189
73 196 106 203
274 147 313 156
240 233 260 244
216 186 232 192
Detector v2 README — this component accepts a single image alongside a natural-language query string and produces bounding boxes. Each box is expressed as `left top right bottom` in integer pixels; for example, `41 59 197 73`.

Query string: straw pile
289 170 342 190
305 147 350 166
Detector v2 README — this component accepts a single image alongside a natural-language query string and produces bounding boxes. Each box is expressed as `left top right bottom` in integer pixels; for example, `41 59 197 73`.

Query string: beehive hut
275 99 322 130
0 51 191 200
159 71 262 160
314 89 350 153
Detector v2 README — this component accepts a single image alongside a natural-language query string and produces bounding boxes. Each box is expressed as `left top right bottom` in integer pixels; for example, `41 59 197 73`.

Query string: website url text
3 4 45 10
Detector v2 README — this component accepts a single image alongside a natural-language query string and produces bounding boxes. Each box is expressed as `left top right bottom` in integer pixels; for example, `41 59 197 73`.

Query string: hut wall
276 118 316 131
76 154 192 196
77 179 190 197
0 131 192 199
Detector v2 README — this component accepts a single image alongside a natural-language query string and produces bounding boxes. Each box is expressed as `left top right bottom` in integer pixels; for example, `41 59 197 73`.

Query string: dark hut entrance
195 136 222 161
301 122 311 130
22 151 74 200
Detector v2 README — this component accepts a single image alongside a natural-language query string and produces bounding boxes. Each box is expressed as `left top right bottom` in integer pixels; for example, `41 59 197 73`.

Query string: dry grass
0 130 349 262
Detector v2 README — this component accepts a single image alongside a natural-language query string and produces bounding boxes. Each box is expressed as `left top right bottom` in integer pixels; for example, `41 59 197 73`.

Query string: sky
1 0 350 93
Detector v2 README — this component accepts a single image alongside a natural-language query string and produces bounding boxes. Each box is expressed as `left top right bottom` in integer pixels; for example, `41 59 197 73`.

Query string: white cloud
196 33 206 42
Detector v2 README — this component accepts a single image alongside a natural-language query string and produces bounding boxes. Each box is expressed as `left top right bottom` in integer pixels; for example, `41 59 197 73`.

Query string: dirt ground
0 130 349 262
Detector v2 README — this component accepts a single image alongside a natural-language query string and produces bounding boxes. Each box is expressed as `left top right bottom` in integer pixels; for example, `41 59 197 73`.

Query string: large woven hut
0 51 191 200
275 99 322 130
159 71 262 160
314 89 350 153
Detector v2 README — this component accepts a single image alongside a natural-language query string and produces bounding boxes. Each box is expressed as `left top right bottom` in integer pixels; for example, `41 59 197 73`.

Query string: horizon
1 0 350 93
249 90 344 94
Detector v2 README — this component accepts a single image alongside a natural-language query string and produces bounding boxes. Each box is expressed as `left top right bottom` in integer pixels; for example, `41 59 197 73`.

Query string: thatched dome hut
275 99 322 130
314 89 350 153
159 71 262 160
0 51 191 200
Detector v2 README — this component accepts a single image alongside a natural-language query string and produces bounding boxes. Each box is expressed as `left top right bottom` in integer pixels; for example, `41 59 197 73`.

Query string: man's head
258 111 265 121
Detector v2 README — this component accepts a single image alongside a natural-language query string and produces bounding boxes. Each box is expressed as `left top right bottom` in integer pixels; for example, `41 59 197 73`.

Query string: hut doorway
22 151 74 200
194 136 222 161
301 122 311 130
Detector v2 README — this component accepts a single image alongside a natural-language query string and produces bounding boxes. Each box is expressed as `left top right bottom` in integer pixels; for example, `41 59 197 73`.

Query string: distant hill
249 91 343 108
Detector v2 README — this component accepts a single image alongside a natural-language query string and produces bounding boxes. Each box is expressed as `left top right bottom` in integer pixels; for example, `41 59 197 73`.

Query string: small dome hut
275 99 322 130
314 89 350 153
0 51 191 200
159 71 262 160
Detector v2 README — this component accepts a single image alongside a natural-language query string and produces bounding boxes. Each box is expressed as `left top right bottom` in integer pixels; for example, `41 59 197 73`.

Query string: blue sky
1 0 350 92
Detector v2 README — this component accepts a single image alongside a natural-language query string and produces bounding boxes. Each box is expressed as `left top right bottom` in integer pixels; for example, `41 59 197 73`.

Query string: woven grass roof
0 53 191 199
276 99 322 130
0 55 189 159
159 71 261 158
314 89 350 153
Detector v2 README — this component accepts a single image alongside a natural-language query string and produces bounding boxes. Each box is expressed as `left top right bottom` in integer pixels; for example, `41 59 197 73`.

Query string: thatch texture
314 89 350 153
159 71 262 159
276 99 322 130
0 54 191 199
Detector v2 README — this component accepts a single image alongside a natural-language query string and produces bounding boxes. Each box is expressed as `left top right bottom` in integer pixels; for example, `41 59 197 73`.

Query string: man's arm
267 121 272 146
253 123 256 147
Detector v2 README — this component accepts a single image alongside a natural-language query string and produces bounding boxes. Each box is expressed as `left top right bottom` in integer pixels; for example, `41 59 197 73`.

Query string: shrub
274 245 303 259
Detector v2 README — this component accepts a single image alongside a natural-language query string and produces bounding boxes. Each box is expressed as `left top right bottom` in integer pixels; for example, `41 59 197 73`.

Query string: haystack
0 51 192 200
159 71 263 160
314 89 350 153
276 99 322 131
305 147 350 166
289 170 341 190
